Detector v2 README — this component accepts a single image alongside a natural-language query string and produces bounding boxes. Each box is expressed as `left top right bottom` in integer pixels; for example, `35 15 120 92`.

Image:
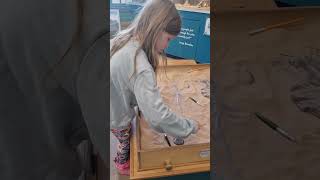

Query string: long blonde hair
110 0 181 75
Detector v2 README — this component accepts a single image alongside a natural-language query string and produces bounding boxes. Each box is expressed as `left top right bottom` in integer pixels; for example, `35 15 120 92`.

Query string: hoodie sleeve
133 69 197 138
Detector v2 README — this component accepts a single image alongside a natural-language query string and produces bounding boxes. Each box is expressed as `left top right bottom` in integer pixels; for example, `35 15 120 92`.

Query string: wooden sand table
139 65 210 150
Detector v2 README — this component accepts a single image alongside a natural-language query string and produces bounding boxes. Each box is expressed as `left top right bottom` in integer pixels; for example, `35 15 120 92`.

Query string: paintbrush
249 17 304 36
164 134 171 147
254 112 297 143
189 97 205 106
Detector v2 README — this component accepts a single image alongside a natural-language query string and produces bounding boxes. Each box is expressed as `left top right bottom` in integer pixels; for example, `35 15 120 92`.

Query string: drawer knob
164 160 173 171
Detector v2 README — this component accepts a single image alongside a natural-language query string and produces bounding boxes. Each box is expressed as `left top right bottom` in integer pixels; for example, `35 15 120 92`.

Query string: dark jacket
0 0 108 179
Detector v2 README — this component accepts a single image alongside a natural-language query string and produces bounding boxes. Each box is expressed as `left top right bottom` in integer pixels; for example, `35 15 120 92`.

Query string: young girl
110 0 199 175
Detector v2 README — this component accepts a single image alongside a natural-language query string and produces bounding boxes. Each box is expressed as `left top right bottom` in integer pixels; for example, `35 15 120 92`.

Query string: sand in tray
139 67 210 150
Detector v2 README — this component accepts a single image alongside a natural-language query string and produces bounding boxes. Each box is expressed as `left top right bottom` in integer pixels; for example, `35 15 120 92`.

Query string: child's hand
192 120 206 134
191 120 199 134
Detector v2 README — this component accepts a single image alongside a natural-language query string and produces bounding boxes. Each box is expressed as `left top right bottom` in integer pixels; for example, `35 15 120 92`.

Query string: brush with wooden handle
249 17 304 36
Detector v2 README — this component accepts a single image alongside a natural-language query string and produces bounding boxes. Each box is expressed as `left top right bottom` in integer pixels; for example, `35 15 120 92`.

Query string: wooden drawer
130 117 210 179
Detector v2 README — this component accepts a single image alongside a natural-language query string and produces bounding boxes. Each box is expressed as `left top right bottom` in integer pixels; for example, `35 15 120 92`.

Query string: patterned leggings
111 125 131 164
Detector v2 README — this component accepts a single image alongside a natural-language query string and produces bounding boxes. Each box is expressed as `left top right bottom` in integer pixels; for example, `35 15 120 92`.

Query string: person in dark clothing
0 0 108 179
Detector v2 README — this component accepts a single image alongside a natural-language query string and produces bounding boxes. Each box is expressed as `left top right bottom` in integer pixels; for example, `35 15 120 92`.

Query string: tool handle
164 134 171 147
189 97 197 103
249 17 304 35
266 17 304 30
254 112 278 130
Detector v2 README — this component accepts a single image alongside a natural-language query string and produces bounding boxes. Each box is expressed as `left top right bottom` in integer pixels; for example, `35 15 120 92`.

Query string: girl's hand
191 120 199 134
193 120 207 134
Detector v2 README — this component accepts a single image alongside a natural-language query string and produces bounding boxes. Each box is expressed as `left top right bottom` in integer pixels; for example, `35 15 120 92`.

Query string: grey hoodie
110 39 197 138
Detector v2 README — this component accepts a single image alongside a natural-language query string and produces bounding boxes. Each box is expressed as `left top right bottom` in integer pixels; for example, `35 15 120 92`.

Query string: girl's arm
133 69 198 138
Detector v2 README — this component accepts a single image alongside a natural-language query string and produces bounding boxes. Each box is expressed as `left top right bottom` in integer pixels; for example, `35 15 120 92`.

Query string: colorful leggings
111 125 131 164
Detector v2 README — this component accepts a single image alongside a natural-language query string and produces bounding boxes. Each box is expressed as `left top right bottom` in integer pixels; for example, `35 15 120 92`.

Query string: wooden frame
130 63 210 179
130 117 210 179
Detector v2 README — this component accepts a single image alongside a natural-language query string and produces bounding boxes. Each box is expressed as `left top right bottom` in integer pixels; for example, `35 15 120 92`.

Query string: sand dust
139 65 210 150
